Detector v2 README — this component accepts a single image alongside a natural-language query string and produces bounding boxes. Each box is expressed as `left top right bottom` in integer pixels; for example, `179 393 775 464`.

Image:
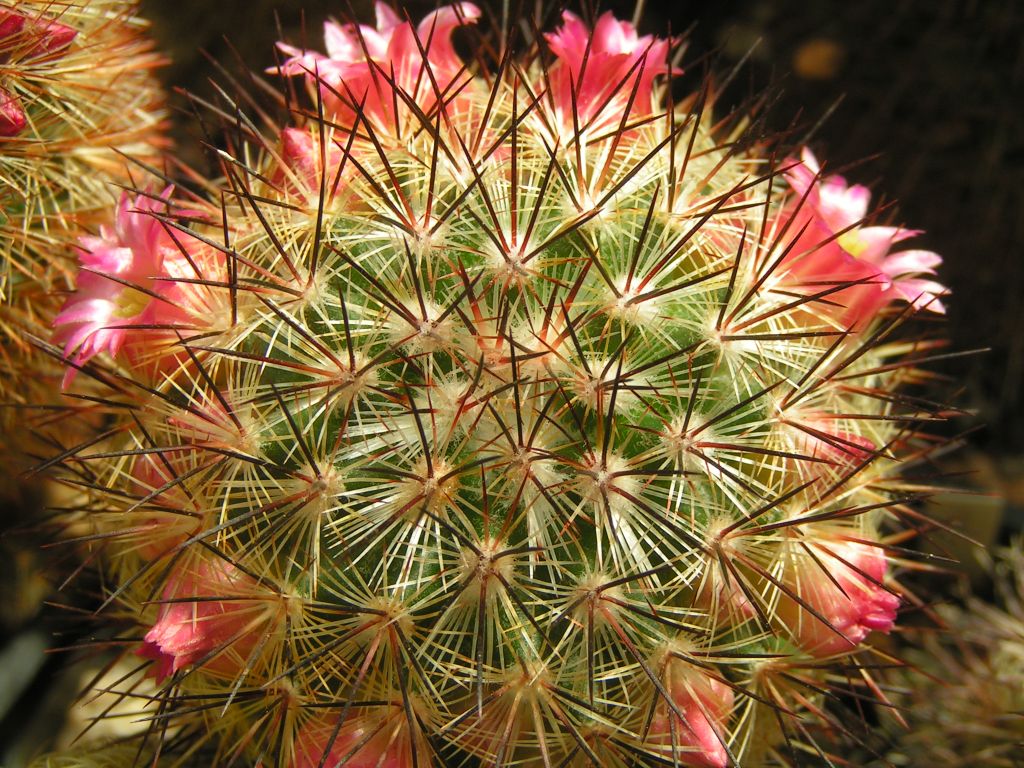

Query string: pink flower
276 127 349 202
543 11 676 137
292 714 412 768
53 189 216 385
778 148 947 327
137 559 269 681
647 665 733 768
273 3 480 132
0 8 76 136
781 539 900 657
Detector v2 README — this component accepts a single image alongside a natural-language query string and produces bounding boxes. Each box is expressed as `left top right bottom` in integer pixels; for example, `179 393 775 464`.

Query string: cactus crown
50 4 949 766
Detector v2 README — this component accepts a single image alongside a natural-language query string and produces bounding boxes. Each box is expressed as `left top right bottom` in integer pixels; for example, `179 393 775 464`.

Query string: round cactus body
49 5 949 766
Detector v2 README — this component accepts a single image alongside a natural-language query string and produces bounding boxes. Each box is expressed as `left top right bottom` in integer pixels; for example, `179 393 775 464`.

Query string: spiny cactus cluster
42 4 952 766
0 0 166 488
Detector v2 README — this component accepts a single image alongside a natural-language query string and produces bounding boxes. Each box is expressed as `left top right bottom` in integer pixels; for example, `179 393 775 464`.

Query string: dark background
1 0 1021 763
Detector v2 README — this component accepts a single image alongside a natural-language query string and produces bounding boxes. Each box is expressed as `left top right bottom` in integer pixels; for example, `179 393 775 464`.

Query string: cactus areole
54 4 948 766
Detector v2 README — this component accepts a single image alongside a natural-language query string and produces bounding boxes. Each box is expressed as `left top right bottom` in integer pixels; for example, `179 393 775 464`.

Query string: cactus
0 6 166 751
46 4 952 766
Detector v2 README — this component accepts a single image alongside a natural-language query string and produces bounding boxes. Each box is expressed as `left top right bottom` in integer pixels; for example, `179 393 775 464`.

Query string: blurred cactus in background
28 737 183 768
864 541 1024 767
29 2 960 765
0 5 166 760
0 0 167 488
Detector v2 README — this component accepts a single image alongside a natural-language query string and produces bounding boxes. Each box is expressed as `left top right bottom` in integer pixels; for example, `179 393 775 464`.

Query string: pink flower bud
0 10 27 40
292 714 412 768
137 559 273 681
0 10 77 139
0 9 76 57
780 538 900 656
783 414 877 481
30 18 76 54
278 127 348 202
647 664 733 768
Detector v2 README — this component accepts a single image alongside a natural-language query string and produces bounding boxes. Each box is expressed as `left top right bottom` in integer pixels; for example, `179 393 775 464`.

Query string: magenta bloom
273 2 480 131
0 8 77 136
137 559 265 681
292 714 412 768
0 9 76 55
783 539 900 657
647 666 734 768
779 148 947 327
543 11 675 137
53 189 211 385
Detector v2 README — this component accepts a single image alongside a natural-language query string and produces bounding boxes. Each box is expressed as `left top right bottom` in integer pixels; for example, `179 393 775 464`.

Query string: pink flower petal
799 147 822 175
779 147 949 325
53 297 119 328
322 20 357 61
782 539 900 656
375 2 403 34
882 248 943 276
543 10 676 136
891 277 948 313
417 3 482 43
272 3 479 131
593 12 640 55
819 178 870 226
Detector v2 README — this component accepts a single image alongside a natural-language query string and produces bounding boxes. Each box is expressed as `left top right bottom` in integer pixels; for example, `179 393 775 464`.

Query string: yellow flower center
113 286 151 318
838 230 867 258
